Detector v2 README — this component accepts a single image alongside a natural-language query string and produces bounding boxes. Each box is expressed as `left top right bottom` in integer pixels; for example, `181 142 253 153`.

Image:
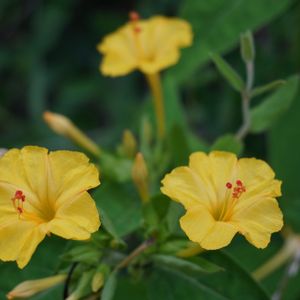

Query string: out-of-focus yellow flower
0 146 100 268
7 274 66 299
98 12 192 76
161 151 283 250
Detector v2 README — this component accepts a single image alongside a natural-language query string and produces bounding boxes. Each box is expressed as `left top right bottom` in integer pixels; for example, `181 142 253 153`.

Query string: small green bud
119 129 137 158
240 30 255 62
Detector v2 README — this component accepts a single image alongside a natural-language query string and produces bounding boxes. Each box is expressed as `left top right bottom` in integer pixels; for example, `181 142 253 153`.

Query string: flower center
226 179 246 200
11 190 49 224
214 179 246 221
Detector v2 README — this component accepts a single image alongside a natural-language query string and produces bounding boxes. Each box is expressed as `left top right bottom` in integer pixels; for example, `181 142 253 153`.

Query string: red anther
236 180 243 186
15 190 23 199
21 195 25 202
129 11 140 22
17 207 23 214
226 182 232 189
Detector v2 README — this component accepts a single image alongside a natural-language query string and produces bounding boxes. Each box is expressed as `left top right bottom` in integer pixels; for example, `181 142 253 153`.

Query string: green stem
252 236 299 281
235 61 254 140
115 238 155 271
145 72 166 140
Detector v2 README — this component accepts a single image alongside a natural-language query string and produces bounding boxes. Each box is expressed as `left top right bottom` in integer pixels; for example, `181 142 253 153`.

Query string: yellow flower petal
208 151 237 196
0 149 30 192
48 150 100 205
180 205 238 250
49 192 100 239
232 197 283 248
21 146 48 200
0 221 36 263
161 166 211 209
200 222 238 250
17 226 46 269
180 205 215 243
98 15 192 76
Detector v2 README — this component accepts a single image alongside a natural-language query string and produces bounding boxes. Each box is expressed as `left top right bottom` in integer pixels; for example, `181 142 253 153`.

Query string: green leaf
61 244 100 265
250 75 299 133
198 251 270 300
147 267 228 300
93 182 142 237
67 270 94 300
251 80 286 98
100 207 122 242
210 53 245 92
100 152 133 183
269 87 300 232
171 0 293 84
102 271 118 300
152 254 223 275
211 134 244 155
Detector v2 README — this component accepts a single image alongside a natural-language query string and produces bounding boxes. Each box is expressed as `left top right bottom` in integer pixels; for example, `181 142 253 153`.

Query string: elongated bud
132 152 149 203
43 111 101 157
91 272 104 292
240 30 255 63
141 117 153 147
7 274 66 299
121 129 137 158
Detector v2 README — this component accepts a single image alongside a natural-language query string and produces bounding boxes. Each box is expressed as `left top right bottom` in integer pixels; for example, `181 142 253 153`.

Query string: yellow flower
98 12 192 76
161 151 283 250
0 146 100 268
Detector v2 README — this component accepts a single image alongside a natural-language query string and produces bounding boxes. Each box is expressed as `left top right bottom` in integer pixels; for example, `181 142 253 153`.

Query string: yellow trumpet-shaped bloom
98 13 192 76
161 151 283 250
0 146 101 268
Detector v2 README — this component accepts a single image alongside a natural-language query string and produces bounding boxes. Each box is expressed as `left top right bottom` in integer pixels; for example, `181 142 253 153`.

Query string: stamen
232 179 246 199
226 182 232 189
236 180 243 186
129 11 142 34
129 11 140 22
12 190 26 217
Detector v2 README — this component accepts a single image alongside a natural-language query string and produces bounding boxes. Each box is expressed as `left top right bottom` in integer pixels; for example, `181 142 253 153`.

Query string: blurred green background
1 0 300 299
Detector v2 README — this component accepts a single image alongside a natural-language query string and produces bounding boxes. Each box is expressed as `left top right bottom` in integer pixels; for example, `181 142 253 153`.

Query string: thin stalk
145 72 166 140
115 237 155 271
63 262 78 299
235 61 254 140
252 236 300 281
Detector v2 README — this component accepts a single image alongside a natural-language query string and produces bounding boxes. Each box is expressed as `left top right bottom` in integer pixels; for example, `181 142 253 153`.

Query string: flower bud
43 111 101 156
7 274 66 299
240 30 255 63
132 152 149 203
120 129 137 158
91 272 104 292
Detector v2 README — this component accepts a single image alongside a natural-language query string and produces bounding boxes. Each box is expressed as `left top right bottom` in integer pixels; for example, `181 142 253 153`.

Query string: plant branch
63 262 78 299
235 61 254 140
115 237 155 271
